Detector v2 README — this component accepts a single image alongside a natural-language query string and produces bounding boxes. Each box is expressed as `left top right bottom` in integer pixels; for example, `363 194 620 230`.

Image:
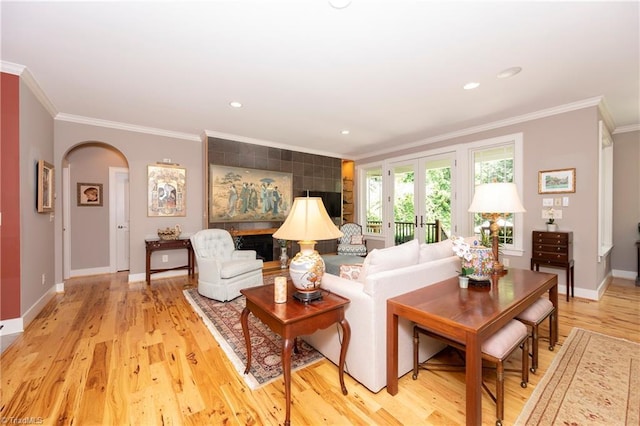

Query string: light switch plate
554 197 562 206
563 197 569 206
542 198 553 207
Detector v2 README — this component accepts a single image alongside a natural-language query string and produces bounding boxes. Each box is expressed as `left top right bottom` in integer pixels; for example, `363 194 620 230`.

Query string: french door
389 153 455 245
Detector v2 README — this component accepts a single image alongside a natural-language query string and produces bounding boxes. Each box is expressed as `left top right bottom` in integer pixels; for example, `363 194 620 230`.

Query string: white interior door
110 167 130 272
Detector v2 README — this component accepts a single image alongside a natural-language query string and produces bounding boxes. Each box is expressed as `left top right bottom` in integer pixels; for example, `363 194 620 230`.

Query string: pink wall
1 72 21 320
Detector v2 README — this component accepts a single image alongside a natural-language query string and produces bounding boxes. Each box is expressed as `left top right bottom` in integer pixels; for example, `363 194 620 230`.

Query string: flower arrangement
451 236 493 280
451 236 476 277
546 208 555 225
277 239 290 248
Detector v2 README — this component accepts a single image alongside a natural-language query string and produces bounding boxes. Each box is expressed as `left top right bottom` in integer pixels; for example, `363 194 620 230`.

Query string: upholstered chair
190 229 264 301
413 319 529 426
516 297 556 373
337 222 367 256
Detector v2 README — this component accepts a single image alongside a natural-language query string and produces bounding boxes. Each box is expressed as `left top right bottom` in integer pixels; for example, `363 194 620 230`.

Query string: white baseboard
0 284 59 337
612 269 637 280
70 266 111 277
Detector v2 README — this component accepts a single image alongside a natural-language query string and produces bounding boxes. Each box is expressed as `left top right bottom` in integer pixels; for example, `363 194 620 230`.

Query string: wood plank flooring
1 273 638 425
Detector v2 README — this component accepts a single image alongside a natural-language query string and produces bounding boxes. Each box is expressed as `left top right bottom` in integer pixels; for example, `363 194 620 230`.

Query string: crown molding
597 97 616 131
352 96 607 160
204 129 343 159
56 113 201 142
1 61 58 117
613 124 640 134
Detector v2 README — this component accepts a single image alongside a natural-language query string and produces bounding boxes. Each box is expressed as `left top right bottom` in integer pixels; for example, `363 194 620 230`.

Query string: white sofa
303 237 472 393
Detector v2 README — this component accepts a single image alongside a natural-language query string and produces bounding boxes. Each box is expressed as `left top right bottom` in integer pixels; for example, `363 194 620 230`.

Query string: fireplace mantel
229 227 279 237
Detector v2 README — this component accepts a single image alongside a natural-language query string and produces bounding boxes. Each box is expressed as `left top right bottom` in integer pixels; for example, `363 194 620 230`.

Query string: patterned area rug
183 280 324 390
516 328 640 425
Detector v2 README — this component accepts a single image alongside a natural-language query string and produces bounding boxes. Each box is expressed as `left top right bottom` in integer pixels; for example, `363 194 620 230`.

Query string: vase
462 247 494 282
458 275 469 289
546 223 558 232
279 247 289 269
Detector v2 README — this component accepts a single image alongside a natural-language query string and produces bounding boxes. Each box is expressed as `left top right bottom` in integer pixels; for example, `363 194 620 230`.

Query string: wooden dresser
531 230 574 301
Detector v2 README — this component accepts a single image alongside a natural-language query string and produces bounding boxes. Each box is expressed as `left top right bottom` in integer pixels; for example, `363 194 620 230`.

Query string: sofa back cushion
419 239 454 263
357 238 419 283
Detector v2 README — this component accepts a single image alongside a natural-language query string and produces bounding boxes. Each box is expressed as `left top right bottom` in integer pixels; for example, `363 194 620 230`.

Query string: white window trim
598 120 614 260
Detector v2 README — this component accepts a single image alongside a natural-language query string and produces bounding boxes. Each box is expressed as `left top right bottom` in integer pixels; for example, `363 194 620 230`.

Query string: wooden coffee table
386 268 558 426
241 281 351 426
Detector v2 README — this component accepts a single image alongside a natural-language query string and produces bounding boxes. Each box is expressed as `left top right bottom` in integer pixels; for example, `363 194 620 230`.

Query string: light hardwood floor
1 273 638 425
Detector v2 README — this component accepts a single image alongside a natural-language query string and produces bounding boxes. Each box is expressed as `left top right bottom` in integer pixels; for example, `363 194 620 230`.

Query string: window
363 166 383 234
470 142 520 251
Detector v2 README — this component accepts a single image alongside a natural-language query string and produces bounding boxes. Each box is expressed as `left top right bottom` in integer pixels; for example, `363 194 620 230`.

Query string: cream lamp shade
468 182 526 273
272 196 343 302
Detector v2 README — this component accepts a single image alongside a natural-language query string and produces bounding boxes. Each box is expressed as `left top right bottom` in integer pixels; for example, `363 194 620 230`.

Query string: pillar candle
274 276 287 303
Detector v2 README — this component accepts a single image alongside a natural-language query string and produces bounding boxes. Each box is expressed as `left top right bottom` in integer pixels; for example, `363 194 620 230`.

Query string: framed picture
538 168 576 194
209 165 292 222
37 160 55 213
148 164 186 217
77 183 103 206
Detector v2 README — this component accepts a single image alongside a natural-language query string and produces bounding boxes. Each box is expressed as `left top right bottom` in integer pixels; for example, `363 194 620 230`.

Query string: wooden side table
241 282 350 426
145 237 194 284
531 230 574 301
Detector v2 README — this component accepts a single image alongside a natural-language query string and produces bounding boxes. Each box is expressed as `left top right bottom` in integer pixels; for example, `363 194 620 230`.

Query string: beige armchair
190 229 263 301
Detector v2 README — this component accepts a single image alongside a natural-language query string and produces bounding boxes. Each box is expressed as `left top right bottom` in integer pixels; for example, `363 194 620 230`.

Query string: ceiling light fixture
229 101 242 108
463 82 480 90
497 67 523 79
329 0 352 9
341 130 350 135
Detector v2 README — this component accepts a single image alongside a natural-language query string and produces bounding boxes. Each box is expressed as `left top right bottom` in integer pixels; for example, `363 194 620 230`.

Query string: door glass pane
393 165 415 245
472 145 515 246
423 158 451 242
365 167 383 234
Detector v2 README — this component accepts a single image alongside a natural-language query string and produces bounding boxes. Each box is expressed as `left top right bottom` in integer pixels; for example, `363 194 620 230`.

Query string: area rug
516 327 640 425
183 281 324 390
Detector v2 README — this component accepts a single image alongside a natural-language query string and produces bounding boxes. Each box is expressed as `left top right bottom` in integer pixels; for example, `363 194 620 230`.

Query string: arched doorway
63 142 129 279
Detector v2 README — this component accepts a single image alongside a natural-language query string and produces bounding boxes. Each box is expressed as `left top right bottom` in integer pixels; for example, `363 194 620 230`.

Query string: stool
413 320 529 426
516 298 556 373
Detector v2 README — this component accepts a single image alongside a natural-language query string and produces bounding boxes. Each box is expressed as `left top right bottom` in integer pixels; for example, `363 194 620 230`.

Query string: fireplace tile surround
207 137 342 256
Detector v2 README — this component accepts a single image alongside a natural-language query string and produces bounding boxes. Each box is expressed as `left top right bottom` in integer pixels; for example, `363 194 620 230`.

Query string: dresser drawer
532 252 570 262
533 233 570 244
533 244 569 253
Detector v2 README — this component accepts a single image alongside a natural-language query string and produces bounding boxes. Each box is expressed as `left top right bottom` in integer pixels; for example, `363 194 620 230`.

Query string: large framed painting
147 164 187 217
209 165 292 222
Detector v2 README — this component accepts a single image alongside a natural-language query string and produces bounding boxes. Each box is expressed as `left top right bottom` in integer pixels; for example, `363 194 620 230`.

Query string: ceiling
2 1 638 159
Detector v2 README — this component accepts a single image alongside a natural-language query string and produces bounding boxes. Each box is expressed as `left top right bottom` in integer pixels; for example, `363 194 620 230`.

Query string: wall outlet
502 258 510 267
162 255 169 263
554 197 562 206
41 274 46 285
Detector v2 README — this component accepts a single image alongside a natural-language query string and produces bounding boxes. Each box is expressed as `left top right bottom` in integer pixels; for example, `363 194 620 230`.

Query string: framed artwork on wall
147 164 187 217
209 165 292 222
538 168 576 194
77 183 103 206
37 160 54 213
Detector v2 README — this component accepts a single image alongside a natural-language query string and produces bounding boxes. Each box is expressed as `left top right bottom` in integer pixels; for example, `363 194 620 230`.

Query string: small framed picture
77 183 103 206
538 168 576 194
37 160 55 213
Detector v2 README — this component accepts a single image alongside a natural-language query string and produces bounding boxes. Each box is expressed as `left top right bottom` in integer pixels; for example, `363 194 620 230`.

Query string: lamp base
293 290 323 303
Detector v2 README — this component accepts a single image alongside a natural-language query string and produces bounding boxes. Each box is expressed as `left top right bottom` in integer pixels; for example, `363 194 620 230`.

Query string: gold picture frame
148 164 186 217
37 160 54 213
77 183 103 206
538 168 576 194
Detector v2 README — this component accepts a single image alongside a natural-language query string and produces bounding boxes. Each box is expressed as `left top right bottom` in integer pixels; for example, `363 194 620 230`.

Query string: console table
531 230 574 301
145 237 194 284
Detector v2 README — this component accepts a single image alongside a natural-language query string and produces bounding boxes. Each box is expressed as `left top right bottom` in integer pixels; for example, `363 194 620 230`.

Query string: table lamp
468 182 526 273
272 196 343 302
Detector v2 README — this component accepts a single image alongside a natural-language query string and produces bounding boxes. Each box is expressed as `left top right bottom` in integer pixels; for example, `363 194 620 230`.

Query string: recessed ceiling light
229 101 242 108
497 67 522 79
329 0 351 9
463 82 480 90
341 130 350 135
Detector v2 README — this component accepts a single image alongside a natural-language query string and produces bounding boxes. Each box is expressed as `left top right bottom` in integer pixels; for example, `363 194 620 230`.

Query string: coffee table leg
241 307 252 374
338 317 351 395
282 337 294 426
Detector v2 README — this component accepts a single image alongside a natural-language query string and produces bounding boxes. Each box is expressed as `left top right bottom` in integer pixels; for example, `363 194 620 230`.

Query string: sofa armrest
320 273 368 303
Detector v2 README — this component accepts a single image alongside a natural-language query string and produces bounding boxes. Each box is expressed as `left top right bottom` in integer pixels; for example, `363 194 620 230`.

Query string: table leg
465 333 482 426
338 317 351 395
549 282 559 346
566 265 570 302
570 264 575 299
386 308 399 395
241 307 252 374
146 249 151 285
282 337 295 426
